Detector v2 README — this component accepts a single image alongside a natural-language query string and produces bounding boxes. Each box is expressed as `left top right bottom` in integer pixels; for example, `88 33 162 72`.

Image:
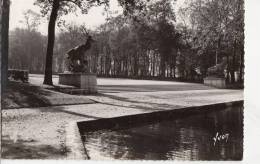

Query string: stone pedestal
59 73 97 94
203 77 226 88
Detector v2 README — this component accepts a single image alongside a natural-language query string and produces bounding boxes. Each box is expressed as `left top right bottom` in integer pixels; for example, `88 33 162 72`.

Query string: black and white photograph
1 0 258 162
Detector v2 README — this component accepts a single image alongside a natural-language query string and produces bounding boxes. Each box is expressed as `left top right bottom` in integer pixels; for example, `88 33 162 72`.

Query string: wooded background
7 0 244 83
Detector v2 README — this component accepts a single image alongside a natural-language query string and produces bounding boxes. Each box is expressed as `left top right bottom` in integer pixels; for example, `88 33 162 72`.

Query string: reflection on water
82 106 243 160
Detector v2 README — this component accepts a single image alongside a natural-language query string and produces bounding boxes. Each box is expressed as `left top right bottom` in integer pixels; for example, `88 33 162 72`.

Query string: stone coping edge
59 73 97 76
65 122 89 160
65 100 243 160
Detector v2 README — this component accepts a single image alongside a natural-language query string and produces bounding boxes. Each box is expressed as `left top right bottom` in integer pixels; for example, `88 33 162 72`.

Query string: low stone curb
65 122 89 160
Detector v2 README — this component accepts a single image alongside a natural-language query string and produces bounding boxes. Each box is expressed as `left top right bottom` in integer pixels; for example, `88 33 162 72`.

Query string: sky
9 0 185 35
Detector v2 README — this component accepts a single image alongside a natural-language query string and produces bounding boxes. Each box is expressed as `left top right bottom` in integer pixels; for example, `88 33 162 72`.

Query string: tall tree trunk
173 65 176 78
170 64 173 78
101 57 104 75
183 53 186 79
160 54 166 78
1 0 10 91
226 55 230 84
125 57 128 76
239 46 244 83
173 54 176 78
215 36 221 65
231 39 237 83
43 0 60 85
134 54 138 77
152 52 155 77
166 66 169 78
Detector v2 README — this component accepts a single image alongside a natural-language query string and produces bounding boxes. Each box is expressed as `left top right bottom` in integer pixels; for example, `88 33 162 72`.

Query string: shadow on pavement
98 84 214 93
1 135 67 159
38 106 103 119
95 93 185 111
2 81 95 109
2 81 53 109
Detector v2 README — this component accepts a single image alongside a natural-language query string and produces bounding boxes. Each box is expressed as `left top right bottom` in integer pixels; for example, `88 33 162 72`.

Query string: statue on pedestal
204 57 228 88
207 57 228 78
59 34 97 93
65 35 94 73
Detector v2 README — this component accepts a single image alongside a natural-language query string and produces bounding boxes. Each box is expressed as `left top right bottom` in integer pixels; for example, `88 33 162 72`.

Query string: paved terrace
1 75 243 159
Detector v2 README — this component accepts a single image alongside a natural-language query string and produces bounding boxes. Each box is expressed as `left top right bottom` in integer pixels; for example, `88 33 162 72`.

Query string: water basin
81 105 243 160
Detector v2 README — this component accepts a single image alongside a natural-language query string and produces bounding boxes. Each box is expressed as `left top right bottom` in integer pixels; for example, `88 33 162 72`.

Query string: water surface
82 106 243 160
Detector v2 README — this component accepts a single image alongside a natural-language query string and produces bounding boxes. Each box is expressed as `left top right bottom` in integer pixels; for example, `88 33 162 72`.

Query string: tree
8 10 46 73
181 0 244 82
35 0 148 85
47 0 186 80
141 0 178 77
1 0 10 90
9 28 47 73
21 9 41 32
34 0 106 85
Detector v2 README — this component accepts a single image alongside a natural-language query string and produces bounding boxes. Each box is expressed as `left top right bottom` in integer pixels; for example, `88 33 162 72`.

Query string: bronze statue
66 35 94 73
207 57 228 77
